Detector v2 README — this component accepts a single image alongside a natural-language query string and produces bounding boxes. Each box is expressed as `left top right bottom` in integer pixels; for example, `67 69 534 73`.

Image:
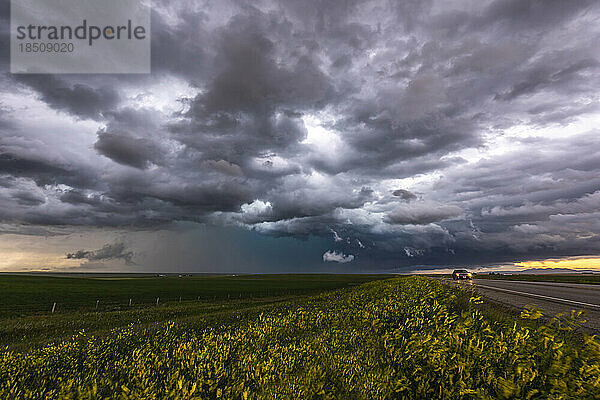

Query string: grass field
0 274 390 350
475 273 600 284
0 274 391 317
1 276 599 399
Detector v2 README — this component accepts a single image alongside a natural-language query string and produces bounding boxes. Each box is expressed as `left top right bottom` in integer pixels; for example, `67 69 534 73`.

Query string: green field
475 273 600 284
2 276 599 399
0 274 391 317
0 274 390 350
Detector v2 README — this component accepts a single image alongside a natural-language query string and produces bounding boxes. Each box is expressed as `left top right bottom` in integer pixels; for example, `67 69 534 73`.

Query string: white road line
479 279 600 290
475 283 600 310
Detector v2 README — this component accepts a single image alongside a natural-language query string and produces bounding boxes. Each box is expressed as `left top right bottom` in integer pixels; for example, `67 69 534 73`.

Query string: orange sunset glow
515 257 600 271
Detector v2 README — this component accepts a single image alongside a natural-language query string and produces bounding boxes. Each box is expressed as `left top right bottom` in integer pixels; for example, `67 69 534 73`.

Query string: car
452 269 472 280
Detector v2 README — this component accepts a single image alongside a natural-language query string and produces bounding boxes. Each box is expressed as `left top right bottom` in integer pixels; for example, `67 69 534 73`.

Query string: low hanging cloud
14 75 120 120
66 242 135 265
323 250 355 263
404 247 425 258
94 131 164 169
386 203 463 225
203 160 244 177
393 189 418 201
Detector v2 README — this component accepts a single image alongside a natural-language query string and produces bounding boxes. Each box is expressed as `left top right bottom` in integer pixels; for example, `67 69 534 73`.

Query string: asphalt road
448 279 600 331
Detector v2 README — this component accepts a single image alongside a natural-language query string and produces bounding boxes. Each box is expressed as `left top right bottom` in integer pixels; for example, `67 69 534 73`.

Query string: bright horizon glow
0 250 80 271
515 257 600 271
409 256 600 275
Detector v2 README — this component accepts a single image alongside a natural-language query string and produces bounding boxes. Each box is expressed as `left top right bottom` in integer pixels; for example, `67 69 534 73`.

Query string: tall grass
1 277 598 399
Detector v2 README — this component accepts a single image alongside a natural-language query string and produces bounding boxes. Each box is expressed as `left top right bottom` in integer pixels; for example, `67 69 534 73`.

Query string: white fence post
129 298 132 306
156 297 159 306
96 300 99 310
51 302 56 314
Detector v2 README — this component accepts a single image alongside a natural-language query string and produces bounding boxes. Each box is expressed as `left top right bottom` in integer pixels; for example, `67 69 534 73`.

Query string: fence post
51 302 56 314
179 296 181 303
129 298 132 306
96 300 99 310
156 297 159 306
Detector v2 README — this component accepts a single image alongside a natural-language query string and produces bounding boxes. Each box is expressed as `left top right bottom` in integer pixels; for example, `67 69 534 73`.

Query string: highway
448 279 600 331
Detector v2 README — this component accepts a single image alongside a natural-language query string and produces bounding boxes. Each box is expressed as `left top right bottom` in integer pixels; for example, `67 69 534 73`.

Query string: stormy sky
1 0 600 272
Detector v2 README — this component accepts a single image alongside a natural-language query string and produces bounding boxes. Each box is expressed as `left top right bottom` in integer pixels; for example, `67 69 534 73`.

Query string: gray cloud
15 75 120 120
94 131 164 169
203 160 243 177
0 153 98 189
386 203 463 225
12 190 45 206
66 242 135 265
393 189 417 201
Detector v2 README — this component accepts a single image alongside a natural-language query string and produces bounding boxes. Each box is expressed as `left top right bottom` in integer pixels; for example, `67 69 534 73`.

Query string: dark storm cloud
203 160 243 177
1 0 600 271
196 21 333 114
174 10 336 172
393 189 417 201
386 203 463 225
494 57 599 101
0 0 9 70
150 8 210 79
59 190 105 207
66 242 135 265
256 182 375 222
0 153 97 189
12 190 45 206
145 181 252 211
14 75 120 120
334 115 481 176
474 0 596 32
94 131 164 169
